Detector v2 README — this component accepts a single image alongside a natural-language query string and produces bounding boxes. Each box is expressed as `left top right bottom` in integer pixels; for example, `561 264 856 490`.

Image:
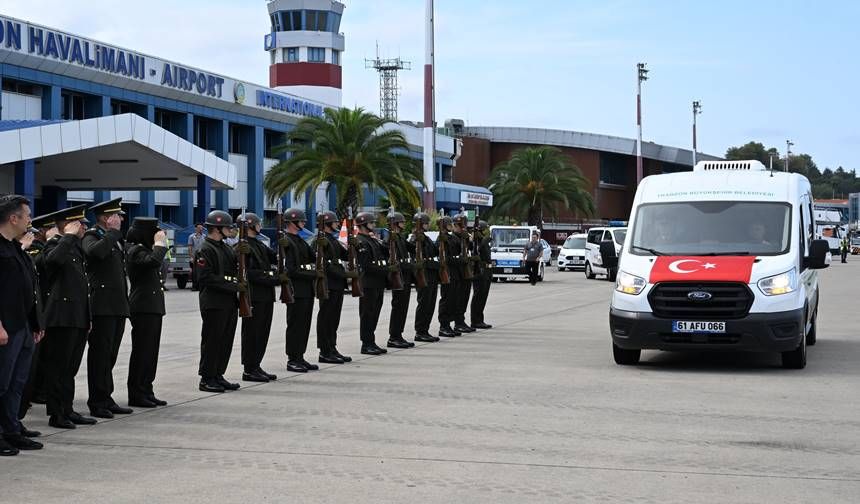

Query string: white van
609 160 830 369
584 227 627 281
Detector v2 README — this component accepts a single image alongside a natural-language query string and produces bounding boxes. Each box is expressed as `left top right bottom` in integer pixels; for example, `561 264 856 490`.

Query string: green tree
487 146 595 227
263 107 423 215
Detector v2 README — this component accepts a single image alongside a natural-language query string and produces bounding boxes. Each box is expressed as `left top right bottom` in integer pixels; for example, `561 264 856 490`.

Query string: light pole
785 140 794 172
692 100 702 166
636 63 648 184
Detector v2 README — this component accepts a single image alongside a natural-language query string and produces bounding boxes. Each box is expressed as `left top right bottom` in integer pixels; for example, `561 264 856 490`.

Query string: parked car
557 233 587 271
168 243 192 289
584 226 627 281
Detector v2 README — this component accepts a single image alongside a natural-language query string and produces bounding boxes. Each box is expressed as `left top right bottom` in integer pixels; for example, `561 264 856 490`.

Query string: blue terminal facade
0 14 474 231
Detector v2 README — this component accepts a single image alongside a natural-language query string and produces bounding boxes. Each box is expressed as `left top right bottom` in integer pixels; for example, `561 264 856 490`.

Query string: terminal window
308 47 325 63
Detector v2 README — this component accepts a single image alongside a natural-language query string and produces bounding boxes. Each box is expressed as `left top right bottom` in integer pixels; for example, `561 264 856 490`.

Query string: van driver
748 222 771 246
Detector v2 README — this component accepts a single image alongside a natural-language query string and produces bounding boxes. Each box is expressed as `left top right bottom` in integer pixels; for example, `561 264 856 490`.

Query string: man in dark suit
355 212 389 355
316 211 353 364
197 210 243 393
0 195 44 455
40 205 98 429
281 208 320 373
83 198 133 418
385 212 415 349
238 212 281 383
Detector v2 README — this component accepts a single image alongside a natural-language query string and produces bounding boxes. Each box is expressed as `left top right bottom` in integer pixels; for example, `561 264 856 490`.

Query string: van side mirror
805 239 831 270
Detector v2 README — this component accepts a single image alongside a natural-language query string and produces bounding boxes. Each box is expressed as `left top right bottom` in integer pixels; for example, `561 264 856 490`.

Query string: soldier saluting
316 211 353 364
280 208 319 373
238 212 281 383
385 212 415 349
355 212 389 355
82 198 133 418
40 205 97 429
197 210 244 393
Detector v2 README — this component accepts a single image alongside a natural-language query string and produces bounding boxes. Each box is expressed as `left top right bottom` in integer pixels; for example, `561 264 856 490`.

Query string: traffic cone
339 219 349 244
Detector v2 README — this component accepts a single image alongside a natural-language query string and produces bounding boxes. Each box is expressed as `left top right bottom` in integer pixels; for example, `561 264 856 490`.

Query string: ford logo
688 291 713 301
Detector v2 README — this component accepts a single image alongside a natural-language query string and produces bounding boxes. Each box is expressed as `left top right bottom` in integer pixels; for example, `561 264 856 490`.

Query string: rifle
438 220 451 285
237 209 253 318
314 214 329 301
276 201 295 304
387 219 404 291
472 206 482 278
346 207 364 297
413 223 428 289
461 207 475 281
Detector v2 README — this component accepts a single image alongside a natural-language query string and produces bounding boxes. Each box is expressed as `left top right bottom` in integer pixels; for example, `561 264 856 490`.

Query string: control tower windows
332 50 339 65
284 47 299 62
308 47 325 63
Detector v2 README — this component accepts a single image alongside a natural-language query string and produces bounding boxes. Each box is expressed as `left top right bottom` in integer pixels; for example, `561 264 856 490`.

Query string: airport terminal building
0 1 484 229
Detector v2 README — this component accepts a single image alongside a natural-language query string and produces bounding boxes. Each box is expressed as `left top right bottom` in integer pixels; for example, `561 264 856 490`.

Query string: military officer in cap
410 212 440 343
355 212 390 355
280 208 320 373
17 211 59 425
437 215 463 338
470 220 494 329
238 212 281 382
197 210 243 393
125 218 169 407
40 204 98 429
316 211 353 364
82 198 133 418
452 213 476 334
385 212 416 349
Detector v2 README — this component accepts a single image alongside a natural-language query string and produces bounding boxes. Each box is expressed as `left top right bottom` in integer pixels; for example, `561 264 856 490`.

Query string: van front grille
648 282 753 319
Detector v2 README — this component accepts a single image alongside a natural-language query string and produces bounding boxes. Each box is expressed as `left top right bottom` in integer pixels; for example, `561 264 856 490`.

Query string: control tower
265 0 345 107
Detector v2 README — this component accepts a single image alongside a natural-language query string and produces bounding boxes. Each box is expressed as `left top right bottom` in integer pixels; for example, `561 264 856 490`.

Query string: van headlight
757 268 798 296
615 270 646 295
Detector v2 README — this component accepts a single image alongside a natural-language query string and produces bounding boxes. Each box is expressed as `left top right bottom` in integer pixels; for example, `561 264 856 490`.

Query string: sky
3 0 859 170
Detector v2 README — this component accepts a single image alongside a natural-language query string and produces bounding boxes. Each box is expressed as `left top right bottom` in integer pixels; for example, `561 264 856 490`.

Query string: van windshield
563 237 586 249
630 201 791 256
492 228 532 247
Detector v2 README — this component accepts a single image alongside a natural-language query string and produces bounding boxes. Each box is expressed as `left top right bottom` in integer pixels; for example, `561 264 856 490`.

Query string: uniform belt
373 260 389 266
300 264 315 271
223 275 237 282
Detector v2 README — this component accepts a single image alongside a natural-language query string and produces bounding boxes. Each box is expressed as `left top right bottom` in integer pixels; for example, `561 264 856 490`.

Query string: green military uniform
282 208 319 373
316 211 352 364
385 212 416 349
470 221 494 329
355 212 389 355
437 216 463 337
410 213 441 342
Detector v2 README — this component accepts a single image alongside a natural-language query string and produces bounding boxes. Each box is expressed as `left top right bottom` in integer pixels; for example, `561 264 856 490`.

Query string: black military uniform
238 213 281 383
452 214 476 334
410 212 441 343
386 212 415 349
355 212 389 355
316 211 352 364
18 212 55 422
437 216 463 337
82 198 133 418
40 205 97 429
197 210 242 393
281 208 319 373
470 220 494 329
125 218 168 407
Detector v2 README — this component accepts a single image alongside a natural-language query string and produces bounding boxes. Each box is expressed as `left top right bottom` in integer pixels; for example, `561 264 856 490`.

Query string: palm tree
264 107 423 216
487 146 595 227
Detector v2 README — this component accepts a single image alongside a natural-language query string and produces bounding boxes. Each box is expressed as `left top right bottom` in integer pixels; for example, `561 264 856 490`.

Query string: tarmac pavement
4 261 860 503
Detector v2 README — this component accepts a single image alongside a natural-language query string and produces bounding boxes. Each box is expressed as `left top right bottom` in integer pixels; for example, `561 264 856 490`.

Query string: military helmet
388 211 406 224
453 213 469 226
413 212 430 225
238 212 261 227
478 220 489 231
284 208 307 223
355 212 377 227
205 210 233 227
319 211 339 225
438 216 453 228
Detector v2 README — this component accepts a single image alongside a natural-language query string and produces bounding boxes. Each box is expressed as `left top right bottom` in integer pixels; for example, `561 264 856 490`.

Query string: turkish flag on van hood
649 256 756 283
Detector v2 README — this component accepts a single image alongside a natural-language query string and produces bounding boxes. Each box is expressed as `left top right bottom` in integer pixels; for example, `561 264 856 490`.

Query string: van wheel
806 310 817 346
613 344 641 365
585 263 596 280
782 325 807 369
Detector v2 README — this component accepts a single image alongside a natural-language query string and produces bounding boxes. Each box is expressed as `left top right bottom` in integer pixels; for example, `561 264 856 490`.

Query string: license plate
503 268 513 273
572 259 583 265
672 321 726 333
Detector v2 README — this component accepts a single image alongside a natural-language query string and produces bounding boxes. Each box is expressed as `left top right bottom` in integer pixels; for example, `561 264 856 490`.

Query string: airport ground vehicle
489 225 549 282
609 160 831 369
